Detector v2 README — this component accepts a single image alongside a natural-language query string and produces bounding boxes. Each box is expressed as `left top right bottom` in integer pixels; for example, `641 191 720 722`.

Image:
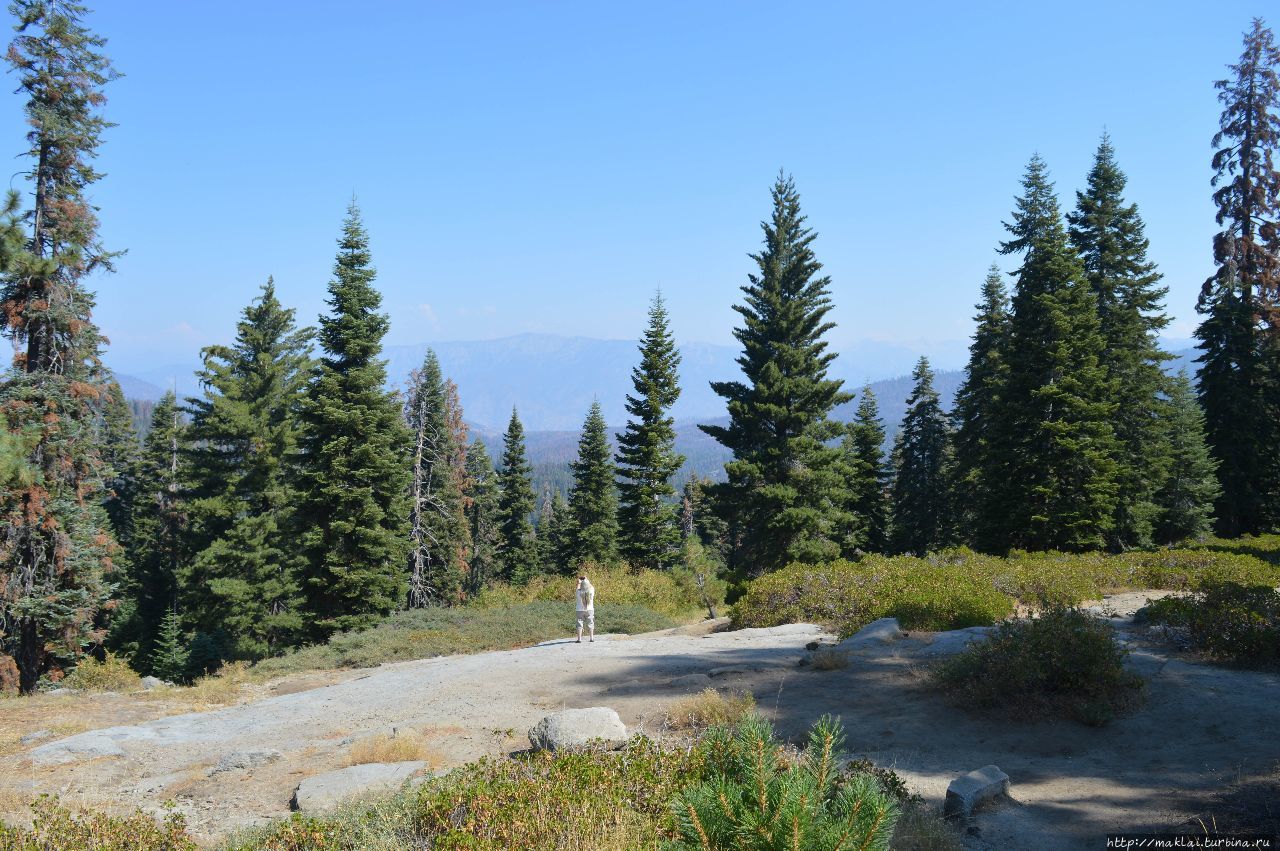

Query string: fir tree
889 358 954 555
1155 372 1221 544
404 350 466 607
565 401 619 568
536 487 571 574
616 293 685 571
702 174 852 575
183 280 312 657
681 474 728 555
841 386 889 554
150 607 189 684
296 204 412 637
994 156 1120 552
951 265 1011 551
462 439 499 594
1068 135 1172 548
495 408 538 583
99 378 138 552
0 0 119 692
1196 18 1280 535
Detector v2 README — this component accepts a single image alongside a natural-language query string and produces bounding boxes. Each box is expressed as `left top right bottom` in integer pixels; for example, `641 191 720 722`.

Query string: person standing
576 575 595 643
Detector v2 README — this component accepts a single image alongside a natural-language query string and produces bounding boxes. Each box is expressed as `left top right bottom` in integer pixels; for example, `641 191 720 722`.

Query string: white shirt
576 584 595 612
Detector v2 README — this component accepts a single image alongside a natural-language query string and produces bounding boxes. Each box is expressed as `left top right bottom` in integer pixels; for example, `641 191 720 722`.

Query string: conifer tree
296 205 412 637
616 293 685 570
889 358 954 555
535 487 570 573
496 408 538 583
405 350 466 607
1196 18 1280 535
951 265 1011 550
120 392 189 668
1068 135 1172 548
681 474 728 555
841 386 889 554
1155 372 1221 544
100 378 139 550
566 401 619 567
462 439 499 594
182 280 312 656
0 0 119 692
702 174 852 575
993 156 1119 552
150 608 189 684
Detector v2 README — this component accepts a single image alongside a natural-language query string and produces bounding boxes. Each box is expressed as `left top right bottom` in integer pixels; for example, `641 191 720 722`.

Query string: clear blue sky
3 0 1264 372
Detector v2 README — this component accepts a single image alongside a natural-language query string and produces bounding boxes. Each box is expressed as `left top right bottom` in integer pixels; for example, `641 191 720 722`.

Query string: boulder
707 666 752 678
31 734 125 765
669 673 713 690
835 618 905 652
528 707 627 752
944 765 1010 820
211 748 283 775
291 761 427 813
140 676 164 690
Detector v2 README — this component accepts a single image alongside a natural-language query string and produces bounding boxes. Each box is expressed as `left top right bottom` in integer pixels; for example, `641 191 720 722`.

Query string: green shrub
470 563 721 620
61 651 142 692
932 608 1144 726
666 714 898 850
0 797 197 850
1146 582 1280 669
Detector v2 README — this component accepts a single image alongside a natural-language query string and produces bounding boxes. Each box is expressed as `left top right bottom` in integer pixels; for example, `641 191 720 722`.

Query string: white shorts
577 609 595 629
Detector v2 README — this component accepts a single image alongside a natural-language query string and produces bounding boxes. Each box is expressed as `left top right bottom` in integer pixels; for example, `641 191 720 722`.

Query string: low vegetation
346 729 441 768
470 564 723 621
61 653 142 693
931 608 1144 726
663 688 756 731
1143 581 1280 669
732 541 1280 638
0 797 197 851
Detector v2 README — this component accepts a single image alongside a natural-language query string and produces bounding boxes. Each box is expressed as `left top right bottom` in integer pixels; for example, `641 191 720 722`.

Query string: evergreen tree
702 174 852 575
462 439 499 594
404 350 466 607
1196 18 1280 535
183 280 312 657
681 474 728 555
616 293 685 571
535 487 571 574
1155 372 1221 544
841 386 889 554
296 204 412 637
120 392 189 669
150 607 189 684
889 358 954 555
0 0 119 693
565 401 619 567
495 408 538 583
951 265 1011 551
100 379 139 550
993 155 1120 552
1068 135 1172 548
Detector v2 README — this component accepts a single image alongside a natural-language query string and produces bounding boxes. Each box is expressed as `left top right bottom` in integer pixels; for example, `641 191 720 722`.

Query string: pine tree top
318 203 390 367
1000 154 1067 261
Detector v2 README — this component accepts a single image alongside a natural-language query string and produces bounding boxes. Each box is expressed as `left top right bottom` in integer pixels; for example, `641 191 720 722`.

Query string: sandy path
1 598 1277 849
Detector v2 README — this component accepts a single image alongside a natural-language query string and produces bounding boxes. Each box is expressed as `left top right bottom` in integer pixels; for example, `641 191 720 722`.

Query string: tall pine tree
1155 372 1221 544
840 386 889 554
951 265 1011 551
462 439 499 594
1196 18 1280 535
566 401 619 568
1068 135 1172 548
616 293 685 571
702 174 851 575
0 0 120 692
889 358 954 555
495 408 538 583
296 204 411 637
183 280 313 657
99 378 139 552
404 350 466 607
993 156 1119 552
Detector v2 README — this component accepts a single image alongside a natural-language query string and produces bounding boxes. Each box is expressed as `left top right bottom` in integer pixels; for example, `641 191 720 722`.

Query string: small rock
31 734 125 766
528 707 627 752
707 666 751 678
211 748 283 775
668 673 713 689
19 730 52 745
835 618 905 652
140 676 163 690
45 688 79 696
944 765 1010 821
291 762 427 813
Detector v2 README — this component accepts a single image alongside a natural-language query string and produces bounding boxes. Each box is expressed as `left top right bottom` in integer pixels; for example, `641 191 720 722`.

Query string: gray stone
1124 650 1167 678
726 624 826 640
19 730 52 745
707 666 752 678
211 748 283 775
528 707 627 752
835 618 905 652
31 734 126 765
669 673 713 689
915 627 996 658
291 761 427 813
140 675 163 690
944 765 1010 820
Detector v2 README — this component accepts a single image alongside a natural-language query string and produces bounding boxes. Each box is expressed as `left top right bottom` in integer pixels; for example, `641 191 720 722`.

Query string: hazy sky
1 1 1263 371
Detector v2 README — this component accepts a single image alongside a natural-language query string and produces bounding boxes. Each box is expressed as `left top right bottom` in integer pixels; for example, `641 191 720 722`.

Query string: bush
664 688 755 731
0 796 197 850
932 608 1144 726
470 563 721 621
667 714 899 850
347 729 439 767
61 652 142 693
1145 581 1280 669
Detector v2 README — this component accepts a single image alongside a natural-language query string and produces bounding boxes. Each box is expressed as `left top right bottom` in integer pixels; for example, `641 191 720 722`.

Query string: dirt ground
0 593 1276 849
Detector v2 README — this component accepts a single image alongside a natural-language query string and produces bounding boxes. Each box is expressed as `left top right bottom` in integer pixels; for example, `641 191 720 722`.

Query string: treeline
1 3 1277 694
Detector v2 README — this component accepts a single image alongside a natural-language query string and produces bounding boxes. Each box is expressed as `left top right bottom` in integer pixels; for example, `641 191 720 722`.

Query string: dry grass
136 661 256 708
808 646 851 670
890 803 965 851
347 729 441 767
62 652 142 693
664 688 756 731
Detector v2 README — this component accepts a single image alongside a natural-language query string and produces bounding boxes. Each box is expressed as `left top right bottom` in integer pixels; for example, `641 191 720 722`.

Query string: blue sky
1 1 1263 372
